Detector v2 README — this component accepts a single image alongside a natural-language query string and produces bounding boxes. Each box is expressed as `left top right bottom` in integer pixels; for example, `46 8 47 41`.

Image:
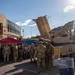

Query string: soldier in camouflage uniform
2 44 10 62
45 41 54 70
13 45 18 62
30 43 36 62
36 41 46 73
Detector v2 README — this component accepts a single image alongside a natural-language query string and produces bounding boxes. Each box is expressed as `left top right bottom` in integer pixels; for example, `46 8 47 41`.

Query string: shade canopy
0 37 21 44
22 40 38 45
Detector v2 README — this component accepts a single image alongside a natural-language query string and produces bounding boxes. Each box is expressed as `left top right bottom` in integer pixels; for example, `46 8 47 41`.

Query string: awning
22 40 38 45
0 37 21 44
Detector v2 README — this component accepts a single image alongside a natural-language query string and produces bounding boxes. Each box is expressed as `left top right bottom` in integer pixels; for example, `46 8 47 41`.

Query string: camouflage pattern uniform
30 44 36 62
36 42 46 73
13 45 18 62
25 46 30 59
45 41 54 69
2 45 10 62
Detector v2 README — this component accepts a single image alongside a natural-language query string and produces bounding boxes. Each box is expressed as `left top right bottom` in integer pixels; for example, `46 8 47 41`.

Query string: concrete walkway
0 59 59 75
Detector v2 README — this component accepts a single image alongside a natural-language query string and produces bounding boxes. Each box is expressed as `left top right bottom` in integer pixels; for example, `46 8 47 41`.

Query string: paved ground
0 59 59 75
1 59 75 75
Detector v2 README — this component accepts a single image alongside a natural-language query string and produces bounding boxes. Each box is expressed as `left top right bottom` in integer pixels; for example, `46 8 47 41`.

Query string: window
0 23 3 34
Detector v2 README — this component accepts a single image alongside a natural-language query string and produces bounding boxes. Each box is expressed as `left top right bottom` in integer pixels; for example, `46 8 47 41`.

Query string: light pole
30 27 32 37
22 29 24 37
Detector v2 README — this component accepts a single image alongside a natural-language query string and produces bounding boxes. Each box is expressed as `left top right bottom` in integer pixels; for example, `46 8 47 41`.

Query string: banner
53 48 60 59
54 48 60 54
58 58 74 69
53 48 60 66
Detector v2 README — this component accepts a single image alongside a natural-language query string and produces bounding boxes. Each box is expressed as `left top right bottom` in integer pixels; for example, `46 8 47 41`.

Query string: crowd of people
0 44 30 62
0 40 54 73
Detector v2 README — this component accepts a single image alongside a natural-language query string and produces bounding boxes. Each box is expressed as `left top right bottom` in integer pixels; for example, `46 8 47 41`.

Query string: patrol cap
38 41 43 44
49 40 51 42
47 40 51 43
31 43 34 45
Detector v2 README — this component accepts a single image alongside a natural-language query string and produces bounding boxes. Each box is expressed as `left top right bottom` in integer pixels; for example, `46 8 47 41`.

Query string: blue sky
0 0 75 38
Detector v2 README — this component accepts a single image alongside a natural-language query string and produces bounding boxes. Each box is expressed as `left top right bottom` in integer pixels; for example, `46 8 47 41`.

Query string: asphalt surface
0 59 59 75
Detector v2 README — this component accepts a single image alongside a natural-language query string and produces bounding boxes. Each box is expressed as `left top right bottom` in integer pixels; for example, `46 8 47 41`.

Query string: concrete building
33 16 51 38
0 14 21 39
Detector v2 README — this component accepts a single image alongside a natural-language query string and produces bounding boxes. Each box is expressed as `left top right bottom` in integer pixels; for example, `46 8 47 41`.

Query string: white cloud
15 19 32 26
24 35 37 38
15 22 21 26
64 6 75 12
28 24 36 26
25 35 31 38
32 35 37 37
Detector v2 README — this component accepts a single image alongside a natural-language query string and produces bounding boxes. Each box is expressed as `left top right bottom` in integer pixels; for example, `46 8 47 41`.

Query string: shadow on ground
3 61 59 75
